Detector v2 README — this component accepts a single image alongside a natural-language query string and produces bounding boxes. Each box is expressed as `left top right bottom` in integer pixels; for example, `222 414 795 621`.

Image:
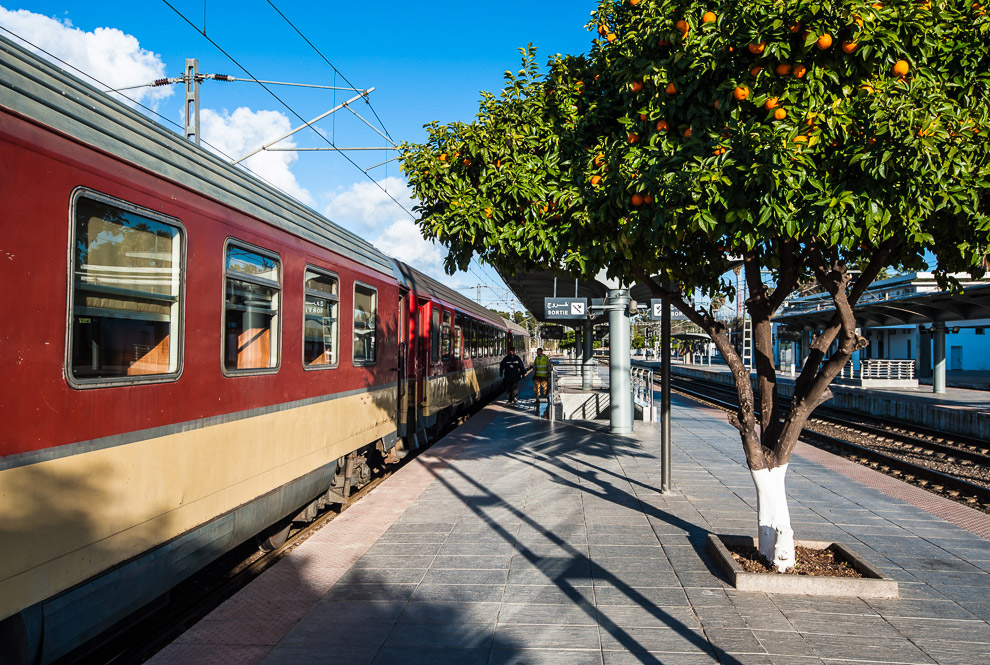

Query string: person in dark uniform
499 346 526 404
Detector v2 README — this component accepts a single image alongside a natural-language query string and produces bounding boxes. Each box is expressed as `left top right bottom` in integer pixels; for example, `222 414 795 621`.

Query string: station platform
148 379 990 665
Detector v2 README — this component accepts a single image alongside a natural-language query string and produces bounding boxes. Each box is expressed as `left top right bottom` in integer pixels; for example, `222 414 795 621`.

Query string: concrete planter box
707 534 899 598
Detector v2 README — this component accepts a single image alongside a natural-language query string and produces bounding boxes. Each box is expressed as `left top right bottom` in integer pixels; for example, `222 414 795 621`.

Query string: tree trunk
751 463 795 571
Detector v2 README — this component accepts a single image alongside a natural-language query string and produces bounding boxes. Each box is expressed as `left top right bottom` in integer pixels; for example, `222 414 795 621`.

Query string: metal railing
838 358 917 381
631 365 655 416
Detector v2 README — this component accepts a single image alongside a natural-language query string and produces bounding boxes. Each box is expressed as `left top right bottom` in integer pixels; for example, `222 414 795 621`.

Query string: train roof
0 34 394 277
504 318 530 337
390 259 511 326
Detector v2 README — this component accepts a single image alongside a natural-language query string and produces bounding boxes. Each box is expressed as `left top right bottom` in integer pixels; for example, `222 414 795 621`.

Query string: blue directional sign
544 297 588 320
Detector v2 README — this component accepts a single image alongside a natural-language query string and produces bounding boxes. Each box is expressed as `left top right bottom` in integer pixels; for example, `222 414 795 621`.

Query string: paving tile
410 584 505 603
489 648 604 665
501 584 597 605
398 601 501 624
321 583 418 602
803 633 936 663
383 621 494 648
599 624 714 654
493 624 601 650
420 568 509 585
497 602 598 625
594 585 691 607
371 645 489 665
752 630 820 658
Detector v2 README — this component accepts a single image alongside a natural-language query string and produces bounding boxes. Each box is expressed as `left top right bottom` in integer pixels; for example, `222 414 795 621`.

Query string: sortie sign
544 297 588 320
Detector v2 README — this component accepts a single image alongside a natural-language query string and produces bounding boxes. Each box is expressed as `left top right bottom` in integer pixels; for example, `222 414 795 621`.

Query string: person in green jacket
533 347 550 408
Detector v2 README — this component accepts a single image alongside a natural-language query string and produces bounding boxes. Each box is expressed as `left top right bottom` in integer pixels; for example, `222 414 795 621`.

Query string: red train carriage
0 36 408 664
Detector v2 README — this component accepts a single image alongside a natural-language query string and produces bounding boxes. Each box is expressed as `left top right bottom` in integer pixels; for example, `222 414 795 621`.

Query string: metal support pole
184 58 200 144
607 289 633 434
661 285 672 493
583 320 594 390
933 322 947 394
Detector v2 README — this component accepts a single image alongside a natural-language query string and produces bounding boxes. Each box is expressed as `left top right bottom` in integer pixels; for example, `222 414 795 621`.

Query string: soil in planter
729 544 864 577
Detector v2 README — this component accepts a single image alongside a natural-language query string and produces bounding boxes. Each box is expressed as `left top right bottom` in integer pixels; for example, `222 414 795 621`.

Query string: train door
396 287 409 442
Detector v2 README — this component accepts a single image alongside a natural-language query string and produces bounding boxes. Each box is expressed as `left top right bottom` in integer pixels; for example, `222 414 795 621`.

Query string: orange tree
401 0 990 569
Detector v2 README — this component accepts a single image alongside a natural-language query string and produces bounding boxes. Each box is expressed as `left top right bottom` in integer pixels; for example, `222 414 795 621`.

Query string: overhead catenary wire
160 0 415 221
264 0 392 141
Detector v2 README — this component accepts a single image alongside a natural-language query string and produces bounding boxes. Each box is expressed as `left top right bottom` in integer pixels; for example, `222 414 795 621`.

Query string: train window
456 313 466 359
442 311 452 362
224 242 281 373
303 267 339 369
353 282 377 364
68 192 184 385
431 308 441 364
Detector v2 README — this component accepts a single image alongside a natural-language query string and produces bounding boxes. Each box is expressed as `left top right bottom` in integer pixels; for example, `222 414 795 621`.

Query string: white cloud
326 176 414 232
0 6 172 110
200 107 313 205
325 177 460 282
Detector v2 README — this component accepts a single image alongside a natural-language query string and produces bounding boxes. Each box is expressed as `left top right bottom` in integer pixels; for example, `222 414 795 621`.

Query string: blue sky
1 1 597 311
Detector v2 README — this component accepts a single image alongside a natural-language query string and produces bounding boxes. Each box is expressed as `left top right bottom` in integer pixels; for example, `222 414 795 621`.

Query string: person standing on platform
500 346 525 404
533 347 550 412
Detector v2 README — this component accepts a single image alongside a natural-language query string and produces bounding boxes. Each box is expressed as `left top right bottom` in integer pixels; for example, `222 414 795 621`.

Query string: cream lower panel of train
0 386 397 621
422 364 501 417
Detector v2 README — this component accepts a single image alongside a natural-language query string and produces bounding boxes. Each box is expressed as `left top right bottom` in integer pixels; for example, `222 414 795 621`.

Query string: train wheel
256 521 291 553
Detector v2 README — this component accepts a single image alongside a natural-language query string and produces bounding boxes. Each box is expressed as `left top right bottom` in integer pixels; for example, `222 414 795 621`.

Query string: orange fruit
683 127 693 137
792 64 807 78
591 175 602 186
607 33 617 42
629 0 639 4
598 24 607 36
750 66 764 77
594 153 605 166
793 135 808 143
893 60 909 76
627 132 640 144
644 195 654 204
764 97 779 110
631 194 644 206
775 63 792 75
733 86 749 101
703 11 717 23
631 81 644 93
495 159 502 168
639 113 648 121
841 41 858 54
657 39 671 47
666 82 678 94
656 119 670 132
816 34 833 50
748 42 766 54
790 22 802 33
462 158 472 167
676 20 690 37
853 14 864 25
576 81 585 93
484 207 493 218
860 83 875 94
438 153 447 162
774 108 787 120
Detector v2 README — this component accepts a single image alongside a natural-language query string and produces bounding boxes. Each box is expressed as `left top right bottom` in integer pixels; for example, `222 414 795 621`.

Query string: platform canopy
776 283 990 329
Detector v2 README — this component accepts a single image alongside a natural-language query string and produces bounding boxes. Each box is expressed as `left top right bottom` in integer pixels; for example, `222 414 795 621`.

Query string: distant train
0 34 529 664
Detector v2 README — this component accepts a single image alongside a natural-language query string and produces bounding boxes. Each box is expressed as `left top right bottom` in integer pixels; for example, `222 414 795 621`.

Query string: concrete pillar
582 320 594 390
919 326 932 378
933 322 946 394
607 289 633 434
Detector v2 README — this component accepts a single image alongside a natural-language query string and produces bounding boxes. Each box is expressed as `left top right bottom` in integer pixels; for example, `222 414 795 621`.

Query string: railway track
669 376 990 513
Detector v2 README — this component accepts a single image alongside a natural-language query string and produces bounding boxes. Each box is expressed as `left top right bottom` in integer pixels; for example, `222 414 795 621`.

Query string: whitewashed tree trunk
751 464 795 571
